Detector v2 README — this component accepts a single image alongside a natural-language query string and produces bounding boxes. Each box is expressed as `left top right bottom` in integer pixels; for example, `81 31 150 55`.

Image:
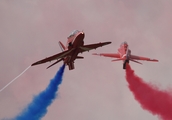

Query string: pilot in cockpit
121 41 128 51
67 30 80 47
68 30 80 39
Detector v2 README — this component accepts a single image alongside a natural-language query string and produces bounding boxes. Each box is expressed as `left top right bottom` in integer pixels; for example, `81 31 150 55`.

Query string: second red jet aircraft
93 41 158 69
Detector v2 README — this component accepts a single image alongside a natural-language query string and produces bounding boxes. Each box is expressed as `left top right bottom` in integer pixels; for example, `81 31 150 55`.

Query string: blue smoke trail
11 64 65 120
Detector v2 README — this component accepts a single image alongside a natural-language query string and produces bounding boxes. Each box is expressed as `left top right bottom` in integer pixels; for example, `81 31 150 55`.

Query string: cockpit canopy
121 41 128 46
67 30 80 48
68 30 80 39
121 41 128 51
121 41 128 47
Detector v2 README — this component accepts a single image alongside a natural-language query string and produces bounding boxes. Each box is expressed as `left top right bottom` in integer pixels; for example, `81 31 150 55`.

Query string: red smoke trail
125 64 172 120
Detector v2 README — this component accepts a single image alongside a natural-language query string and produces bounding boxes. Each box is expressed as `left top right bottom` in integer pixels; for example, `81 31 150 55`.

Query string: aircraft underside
123 60 129 69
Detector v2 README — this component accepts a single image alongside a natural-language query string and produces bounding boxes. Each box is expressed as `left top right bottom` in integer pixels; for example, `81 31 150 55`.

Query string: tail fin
58 41 66 51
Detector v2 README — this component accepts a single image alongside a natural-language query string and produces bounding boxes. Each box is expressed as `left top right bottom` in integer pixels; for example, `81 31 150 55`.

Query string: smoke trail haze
125 64 172 120
9 64 65 120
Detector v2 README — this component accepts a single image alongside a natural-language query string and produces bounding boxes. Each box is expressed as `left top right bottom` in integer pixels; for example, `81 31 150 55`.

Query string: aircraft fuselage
64 32 85 69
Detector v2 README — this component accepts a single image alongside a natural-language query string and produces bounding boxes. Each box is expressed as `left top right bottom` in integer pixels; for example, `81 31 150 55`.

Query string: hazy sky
0 0 172 120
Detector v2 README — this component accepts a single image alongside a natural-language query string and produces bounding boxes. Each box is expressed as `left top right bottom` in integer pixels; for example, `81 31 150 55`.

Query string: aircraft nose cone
78 32 85 40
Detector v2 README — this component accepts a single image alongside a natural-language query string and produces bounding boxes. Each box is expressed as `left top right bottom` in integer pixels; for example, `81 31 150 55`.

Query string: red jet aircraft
93 41 158 69
31 30 111 70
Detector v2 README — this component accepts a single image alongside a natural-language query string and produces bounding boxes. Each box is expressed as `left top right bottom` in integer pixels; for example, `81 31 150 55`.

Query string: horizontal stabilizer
149 59 158 62
112 58 125 61
130 59 142 64
76 56 84 59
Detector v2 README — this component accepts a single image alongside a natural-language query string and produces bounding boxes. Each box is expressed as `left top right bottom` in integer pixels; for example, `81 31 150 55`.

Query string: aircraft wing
31 48 74 66
79 42 111 52
130 54 158 62
92 53 120 58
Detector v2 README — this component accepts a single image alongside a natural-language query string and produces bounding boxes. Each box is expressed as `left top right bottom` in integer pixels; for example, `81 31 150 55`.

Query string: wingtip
46 66 50 69
31 61 40 66
101 41 111 45
152 59 159 62
31 63 36 66
105 41 112 45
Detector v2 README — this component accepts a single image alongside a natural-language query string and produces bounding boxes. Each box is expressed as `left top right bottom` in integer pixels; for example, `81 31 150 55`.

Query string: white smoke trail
0 65 31 92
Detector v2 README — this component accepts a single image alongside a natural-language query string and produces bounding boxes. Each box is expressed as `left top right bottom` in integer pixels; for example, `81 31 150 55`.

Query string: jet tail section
68 62 75 70
59 41 66 51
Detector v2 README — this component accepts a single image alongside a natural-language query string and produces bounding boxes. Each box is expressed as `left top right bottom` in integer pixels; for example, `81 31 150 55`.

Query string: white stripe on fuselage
118 51 126 58
122 54 126 58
